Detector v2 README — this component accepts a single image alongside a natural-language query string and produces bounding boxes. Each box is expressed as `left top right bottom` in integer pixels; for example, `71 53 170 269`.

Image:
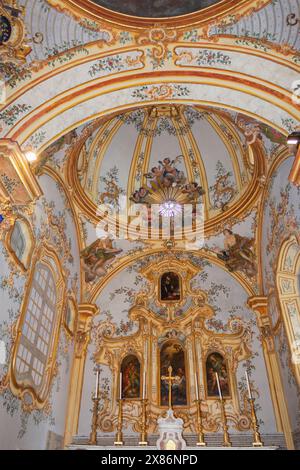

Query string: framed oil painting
205 352 230 398
160 340 187 406
160 271 181 302
121 354 141 399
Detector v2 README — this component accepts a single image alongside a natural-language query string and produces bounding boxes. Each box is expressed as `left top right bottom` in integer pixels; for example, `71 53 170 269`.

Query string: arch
88 248 256 305
3 59 298 154
276 234 300 388
9 243 66 409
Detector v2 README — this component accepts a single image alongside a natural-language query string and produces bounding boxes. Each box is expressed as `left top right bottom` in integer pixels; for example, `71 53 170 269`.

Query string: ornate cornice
0 139 43 205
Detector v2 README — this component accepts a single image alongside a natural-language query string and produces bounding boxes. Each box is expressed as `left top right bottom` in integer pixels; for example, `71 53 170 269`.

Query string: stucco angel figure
216 229 256 277
81 236 122 282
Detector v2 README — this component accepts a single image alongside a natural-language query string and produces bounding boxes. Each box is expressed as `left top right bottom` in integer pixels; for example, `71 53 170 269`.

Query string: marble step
72 433 286 449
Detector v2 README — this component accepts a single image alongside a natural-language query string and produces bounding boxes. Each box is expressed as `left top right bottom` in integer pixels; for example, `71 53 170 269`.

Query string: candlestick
95 370 99 399
143 371 146 400
245 371 252 400
114 399 124 446
119 372 122 400
195 373 199 400
220 399 232 447
215 372 223 400
194 399 206 446
139 399 148 446
89 396 100 445
249 398 264 447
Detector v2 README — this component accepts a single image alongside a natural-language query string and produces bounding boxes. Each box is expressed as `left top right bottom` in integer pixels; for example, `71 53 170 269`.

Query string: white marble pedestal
156 409 187 450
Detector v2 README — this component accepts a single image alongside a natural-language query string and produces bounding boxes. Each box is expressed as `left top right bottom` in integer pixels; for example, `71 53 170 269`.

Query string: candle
245 371 252 399
215 372 222 400
119 372 122 400
195 373 199 400
95 370 99 399
143 371 146 399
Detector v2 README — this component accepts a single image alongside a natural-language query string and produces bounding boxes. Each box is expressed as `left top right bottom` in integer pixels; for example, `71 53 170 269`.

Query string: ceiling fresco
77 105 250 217
74 104 285 226
79 0 222 18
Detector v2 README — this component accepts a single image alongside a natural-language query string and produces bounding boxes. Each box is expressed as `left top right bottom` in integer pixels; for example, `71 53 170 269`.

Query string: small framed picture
64 294 77 336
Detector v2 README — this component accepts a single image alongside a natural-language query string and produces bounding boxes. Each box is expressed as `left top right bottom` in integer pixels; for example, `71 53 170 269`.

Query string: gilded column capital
0 2 31 64
247 296 268 317
75 303 99 358
247 296 274 353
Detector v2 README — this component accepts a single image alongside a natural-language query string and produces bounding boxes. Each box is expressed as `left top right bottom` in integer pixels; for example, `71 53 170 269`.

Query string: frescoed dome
75 104 261 230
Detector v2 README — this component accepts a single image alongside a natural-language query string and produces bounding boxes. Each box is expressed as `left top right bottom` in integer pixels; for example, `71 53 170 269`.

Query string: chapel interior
0 0 300 451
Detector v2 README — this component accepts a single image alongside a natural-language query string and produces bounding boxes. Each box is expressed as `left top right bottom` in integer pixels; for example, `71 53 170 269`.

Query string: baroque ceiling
78 105 253 220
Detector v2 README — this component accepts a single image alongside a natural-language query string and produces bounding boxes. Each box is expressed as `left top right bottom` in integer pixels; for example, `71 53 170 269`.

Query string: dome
74 105 261 236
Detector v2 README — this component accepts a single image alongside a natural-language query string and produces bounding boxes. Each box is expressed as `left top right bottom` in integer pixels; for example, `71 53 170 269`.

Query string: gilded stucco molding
0 1 31 64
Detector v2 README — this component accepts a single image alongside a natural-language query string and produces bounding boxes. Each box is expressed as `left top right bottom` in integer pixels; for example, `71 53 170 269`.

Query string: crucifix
161 366 177 409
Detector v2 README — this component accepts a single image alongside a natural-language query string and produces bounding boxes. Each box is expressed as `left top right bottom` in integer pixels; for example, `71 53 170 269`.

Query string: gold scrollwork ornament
0 1 31 63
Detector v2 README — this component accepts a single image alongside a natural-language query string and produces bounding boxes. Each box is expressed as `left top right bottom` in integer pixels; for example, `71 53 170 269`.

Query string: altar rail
70 433 286 449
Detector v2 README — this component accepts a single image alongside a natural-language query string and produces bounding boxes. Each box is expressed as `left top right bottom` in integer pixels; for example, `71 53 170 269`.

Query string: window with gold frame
9 244 66 408
276 234 300 388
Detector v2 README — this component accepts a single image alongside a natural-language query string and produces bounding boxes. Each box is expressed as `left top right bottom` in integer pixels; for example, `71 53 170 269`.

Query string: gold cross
161 366 177 409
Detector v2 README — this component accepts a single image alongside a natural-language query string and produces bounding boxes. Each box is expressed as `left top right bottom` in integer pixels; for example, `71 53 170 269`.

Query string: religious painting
121 355 141 399
216 229 256 278
160 340 187 406
160 272 181 302
205 352 230 398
